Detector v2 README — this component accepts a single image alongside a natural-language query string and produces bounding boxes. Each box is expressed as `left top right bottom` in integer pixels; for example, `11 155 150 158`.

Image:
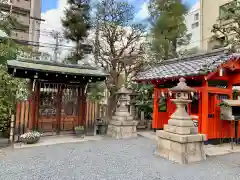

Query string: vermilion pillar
201 78 208 139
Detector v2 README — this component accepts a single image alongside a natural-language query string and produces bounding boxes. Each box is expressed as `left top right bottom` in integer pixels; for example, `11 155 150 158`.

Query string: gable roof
7 58 108 77
136 48 240 81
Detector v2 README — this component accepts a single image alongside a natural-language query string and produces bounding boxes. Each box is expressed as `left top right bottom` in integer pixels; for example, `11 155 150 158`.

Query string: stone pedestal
107 86 138 139
107 120 138 139
155 127 206 164
155 78 206 164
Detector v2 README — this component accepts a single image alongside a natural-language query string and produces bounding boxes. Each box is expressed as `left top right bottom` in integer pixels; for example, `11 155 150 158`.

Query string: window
194 13 199 21
191 22 199 29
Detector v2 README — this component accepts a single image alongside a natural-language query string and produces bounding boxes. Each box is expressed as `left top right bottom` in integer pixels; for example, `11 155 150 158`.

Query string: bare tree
92 0 146 119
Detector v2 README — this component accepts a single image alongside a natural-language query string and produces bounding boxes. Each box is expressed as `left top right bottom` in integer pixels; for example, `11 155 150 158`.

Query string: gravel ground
0 137 240 180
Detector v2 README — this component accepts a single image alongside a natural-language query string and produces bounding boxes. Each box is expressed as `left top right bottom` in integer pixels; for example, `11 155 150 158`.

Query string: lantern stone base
107 120 138 139
155 127 207 164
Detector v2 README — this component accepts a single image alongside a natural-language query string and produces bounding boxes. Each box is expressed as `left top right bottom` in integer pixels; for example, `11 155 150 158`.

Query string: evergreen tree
62 0 91 64
148 0 188 60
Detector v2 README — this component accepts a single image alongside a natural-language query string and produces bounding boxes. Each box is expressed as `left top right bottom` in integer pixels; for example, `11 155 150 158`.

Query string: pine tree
149 0 188 60
62 0 91 64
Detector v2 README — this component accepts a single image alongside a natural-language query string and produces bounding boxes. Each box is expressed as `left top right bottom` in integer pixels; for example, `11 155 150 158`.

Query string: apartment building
177 2 201 52
0 0 41 50
200 0 233 51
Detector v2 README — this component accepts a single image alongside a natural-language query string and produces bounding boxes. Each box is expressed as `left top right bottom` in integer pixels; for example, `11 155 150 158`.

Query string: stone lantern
155 77 206 164
116 86 131 114
107 85 138 139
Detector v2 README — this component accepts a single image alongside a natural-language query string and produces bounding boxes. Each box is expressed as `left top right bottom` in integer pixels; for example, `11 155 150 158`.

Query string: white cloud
38 0 147 62
134 1 149 21
39 0 74 61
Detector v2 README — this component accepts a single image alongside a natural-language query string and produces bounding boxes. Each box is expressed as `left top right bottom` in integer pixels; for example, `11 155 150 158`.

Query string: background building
0 0 42 50
200 0 233 51
177 2 201 53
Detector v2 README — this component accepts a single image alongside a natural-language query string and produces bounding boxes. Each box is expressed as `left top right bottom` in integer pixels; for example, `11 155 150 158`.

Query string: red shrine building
136 48 240 143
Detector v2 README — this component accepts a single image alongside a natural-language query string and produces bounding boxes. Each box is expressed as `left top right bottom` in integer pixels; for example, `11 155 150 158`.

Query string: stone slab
164 125 198 135
109 120 138 126
168 119 195 127
156 130 206 143
13 135 103 149
112 116 134 121
107 124 137 139
115 111 131 116
155 137 206 164
112 116 127 121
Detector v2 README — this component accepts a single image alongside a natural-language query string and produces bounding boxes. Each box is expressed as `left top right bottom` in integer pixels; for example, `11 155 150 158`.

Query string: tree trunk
172 39 178 58
106 93 117 121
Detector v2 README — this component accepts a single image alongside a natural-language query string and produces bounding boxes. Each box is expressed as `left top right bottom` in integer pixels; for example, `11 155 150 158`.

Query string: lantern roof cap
169 78 195 92
116 85 132 94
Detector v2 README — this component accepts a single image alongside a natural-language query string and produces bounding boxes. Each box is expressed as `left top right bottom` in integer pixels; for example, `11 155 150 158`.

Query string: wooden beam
207 87 232 94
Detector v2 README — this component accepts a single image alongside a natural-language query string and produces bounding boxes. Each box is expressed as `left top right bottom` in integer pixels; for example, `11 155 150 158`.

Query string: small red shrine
136 48 240 143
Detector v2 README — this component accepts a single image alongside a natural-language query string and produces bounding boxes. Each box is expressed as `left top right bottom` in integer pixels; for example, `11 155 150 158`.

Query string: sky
41 0 199 13
39 0 199 60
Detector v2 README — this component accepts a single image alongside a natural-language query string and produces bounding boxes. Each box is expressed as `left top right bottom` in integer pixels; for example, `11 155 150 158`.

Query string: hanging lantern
190 92 194 97
169 91 172 97
32 79 36 92
43 84 47 92
47 84 50 92
161 91 165 97
219 67 223 77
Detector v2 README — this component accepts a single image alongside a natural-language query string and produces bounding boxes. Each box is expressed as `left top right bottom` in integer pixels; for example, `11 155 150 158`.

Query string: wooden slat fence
15 99 104 138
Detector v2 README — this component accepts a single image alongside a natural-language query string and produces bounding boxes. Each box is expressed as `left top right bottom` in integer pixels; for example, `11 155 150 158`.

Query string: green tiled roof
7 59 108 77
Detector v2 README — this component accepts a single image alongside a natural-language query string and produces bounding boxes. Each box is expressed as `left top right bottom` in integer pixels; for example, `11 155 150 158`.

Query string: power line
50 30 63 61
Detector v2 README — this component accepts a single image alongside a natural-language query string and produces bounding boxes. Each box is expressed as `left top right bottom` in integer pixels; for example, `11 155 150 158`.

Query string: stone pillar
107 86 138 139
155 78 206 164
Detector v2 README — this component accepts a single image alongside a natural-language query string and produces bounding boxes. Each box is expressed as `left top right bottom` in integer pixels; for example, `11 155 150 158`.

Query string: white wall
177 2 201 52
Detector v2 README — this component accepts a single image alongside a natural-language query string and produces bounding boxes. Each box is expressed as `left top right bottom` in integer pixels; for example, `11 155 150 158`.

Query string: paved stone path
0 137 240 180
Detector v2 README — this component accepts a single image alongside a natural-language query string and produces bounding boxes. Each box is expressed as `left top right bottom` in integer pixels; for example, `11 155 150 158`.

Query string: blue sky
41 0 199 13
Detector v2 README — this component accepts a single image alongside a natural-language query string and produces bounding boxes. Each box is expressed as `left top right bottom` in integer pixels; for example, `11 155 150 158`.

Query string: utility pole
51 30 62 62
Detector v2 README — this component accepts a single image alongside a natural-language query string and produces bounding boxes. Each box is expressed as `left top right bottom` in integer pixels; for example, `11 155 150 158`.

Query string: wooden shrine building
136 48 240 143
7 59 107 136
